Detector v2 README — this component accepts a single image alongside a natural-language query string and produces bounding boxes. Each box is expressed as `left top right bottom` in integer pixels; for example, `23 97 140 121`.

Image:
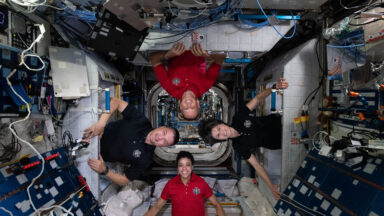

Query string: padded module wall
275 149 384 216
0 147 103 215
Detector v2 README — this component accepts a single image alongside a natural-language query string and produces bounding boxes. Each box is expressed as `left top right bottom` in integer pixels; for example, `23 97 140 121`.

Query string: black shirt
100 105 154 180
231 104 282 160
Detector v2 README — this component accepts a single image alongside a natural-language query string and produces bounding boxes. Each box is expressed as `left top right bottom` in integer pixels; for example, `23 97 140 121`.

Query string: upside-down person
150 42 226 120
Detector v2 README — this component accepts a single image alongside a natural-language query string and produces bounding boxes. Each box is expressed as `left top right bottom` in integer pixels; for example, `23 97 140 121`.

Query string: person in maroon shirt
150 43 226 120
144 151 224 216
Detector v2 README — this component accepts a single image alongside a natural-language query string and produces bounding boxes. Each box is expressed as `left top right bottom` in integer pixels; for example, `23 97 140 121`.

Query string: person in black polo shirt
199 78 288 200
84 97 179 186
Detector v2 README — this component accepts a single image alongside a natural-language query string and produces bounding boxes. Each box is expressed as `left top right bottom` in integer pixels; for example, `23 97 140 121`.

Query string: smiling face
179 90 200 120
177 157 193 180
211 124 234 140
147 126 175 147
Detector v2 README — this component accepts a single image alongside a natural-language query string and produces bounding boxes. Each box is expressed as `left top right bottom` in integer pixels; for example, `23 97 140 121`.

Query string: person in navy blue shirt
199 78 288 200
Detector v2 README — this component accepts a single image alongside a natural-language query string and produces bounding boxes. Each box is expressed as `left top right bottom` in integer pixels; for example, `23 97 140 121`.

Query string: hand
328 57 341 76
83 122 105 139
276 78 288 90
270 184 281 200
165 42 186 59
190 43 210 58
88 154 107 174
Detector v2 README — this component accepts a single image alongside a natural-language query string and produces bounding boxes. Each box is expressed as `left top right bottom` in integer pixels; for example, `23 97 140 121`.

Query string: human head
146 126 179 147
179 90 200 120
176 151 194 179
198 118 230 144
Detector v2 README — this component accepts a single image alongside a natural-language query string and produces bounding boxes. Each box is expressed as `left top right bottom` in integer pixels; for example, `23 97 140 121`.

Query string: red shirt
161 173 213 216
154 51 221 99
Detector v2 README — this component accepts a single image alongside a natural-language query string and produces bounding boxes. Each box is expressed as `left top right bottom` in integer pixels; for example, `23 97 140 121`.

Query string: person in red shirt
150 43 226 120
144 151 224 216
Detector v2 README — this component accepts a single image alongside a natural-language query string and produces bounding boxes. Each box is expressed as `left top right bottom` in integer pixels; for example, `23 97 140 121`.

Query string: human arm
246 78 288 111
87 154 130 186
149 43 186 67
144 198 167 216
83 97 128 139
208 195 225 216
247 154 280 200
190 43 226 65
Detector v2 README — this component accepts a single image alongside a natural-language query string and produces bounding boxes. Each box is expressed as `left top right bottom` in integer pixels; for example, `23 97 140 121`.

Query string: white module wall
62 51 122 200
140 21 294 52
255 39 321 203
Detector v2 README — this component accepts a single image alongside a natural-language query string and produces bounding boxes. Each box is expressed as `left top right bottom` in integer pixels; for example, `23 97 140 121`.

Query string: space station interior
1 0 384 215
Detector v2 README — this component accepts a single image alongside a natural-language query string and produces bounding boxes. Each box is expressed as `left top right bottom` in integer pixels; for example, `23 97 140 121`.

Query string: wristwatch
100 165 109 175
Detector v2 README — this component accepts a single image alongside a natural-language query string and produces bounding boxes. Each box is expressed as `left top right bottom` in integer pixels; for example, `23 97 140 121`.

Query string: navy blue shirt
231 104 282 160
100 105 154 180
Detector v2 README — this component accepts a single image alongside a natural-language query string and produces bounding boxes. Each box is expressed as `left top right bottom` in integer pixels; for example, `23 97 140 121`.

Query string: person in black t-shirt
199 78 288 200
83 97 179 186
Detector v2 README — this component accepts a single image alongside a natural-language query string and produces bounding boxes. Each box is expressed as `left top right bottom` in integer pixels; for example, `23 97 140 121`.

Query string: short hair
176 151 194 165
178 106 199 120
169 127 180 145
198 118 225 144
177 111 200 121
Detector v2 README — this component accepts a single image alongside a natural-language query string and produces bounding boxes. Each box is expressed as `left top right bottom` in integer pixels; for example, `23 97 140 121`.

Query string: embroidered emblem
244 120 252 128
193 187 200 195
133 149 141 158
173 77 181 86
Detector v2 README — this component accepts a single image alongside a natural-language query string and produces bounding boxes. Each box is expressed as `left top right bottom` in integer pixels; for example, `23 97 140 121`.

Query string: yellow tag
33 135 44 142
294 117 300 124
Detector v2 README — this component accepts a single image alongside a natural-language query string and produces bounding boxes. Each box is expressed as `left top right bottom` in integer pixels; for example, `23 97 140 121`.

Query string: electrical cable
6 68 71 215
326 43 365 48
161 0 243 32
7 0 66 13
8 0 46 7
0 131 21 162
312 130 337 151
339 0 373 10
254 0 296 39
147 31 192 45
348 18 383 26
37 185 87 216
19 24 46 71
280 193 326 216
6 68 44 214
303 38 328 108
145 30 191 40
0 207 13 216
193 0 212 5
242 18 269 28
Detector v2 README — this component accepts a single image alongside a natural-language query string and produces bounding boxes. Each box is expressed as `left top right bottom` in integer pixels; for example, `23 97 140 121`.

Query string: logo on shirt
193 187 200 195
244 120 252 128
173 77 181 86
133 149 141 158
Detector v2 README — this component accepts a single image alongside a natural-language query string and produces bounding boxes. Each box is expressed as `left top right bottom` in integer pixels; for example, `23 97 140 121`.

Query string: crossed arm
84 97 131 186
